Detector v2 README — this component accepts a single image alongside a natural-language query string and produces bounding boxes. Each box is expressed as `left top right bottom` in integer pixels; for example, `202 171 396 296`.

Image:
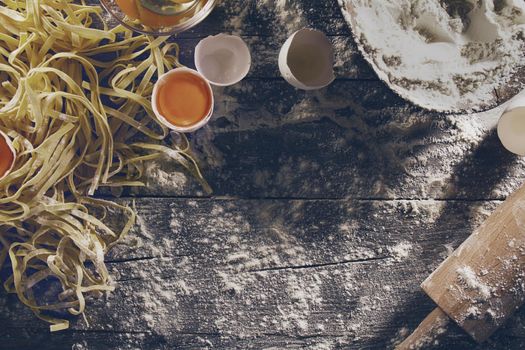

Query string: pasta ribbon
0 0 209 331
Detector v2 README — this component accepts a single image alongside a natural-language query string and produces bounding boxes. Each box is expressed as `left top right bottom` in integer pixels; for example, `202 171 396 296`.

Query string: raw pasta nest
0 0 209 331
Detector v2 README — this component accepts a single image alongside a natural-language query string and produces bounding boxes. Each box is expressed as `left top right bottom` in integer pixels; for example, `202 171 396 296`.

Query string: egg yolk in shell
156 71 212 128
115 0 189 28
0 135 14 178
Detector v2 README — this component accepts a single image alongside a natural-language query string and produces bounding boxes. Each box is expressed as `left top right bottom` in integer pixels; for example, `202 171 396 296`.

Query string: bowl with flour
338 0 525 112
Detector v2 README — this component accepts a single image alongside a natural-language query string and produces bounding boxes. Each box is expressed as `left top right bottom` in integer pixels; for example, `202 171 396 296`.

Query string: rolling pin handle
395 307 450 350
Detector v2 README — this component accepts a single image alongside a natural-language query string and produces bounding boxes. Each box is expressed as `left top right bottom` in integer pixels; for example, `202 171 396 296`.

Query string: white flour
457 265 492 300
226 0 306 35
339 0 525 112
388 241 414 262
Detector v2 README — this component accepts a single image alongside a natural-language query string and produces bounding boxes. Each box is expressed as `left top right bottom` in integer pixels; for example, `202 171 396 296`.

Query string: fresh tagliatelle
0 0 210 331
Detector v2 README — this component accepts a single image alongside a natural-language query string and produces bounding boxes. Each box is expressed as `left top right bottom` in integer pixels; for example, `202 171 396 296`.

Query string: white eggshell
279 28 335 90
0 130 15 180
195 34 251 86
498 95 525 156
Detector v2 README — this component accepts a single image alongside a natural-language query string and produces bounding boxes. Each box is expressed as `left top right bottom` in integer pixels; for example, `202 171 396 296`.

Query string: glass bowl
99 0 218 36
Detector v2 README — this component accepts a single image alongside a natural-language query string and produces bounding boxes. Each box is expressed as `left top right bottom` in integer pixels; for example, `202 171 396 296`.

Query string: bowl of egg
100 0 218 36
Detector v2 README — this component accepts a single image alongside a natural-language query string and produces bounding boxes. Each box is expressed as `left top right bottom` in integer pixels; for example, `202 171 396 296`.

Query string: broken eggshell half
498 94 525 156
0 130 15 180
195 34 251 87
278 28 335 90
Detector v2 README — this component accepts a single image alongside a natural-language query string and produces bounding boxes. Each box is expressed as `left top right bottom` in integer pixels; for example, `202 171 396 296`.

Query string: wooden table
2 1 525 349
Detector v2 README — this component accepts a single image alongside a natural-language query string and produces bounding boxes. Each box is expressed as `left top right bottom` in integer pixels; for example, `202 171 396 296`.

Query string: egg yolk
156 72 212 127
116 0 188 28
115 0 140 19
0 135 14 178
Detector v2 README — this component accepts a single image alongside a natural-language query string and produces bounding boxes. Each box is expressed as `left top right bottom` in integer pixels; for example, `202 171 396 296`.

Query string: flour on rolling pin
514 198 525 228
422 184 525 343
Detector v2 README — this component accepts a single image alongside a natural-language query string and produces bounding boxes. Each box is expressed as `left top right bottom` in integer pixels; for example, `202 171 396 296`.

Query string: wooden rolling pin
397 182 525 349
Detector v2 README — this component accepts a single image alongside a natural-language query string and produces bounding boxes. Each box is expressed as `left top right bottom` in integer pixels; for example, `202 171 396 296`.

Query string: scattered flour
71 342 88 350
339 0 525 111
145 160 188 189
225 2 250 33
271 0 306 33
389 241 413 262
127 156 189 194
225 0 306 36
466 305 481 318
211 79 525 200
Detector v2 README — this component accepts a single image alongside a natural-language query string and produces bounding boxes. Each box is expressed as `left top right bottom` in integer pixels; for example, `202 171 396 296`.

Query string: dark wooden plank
177 0 353 38
110 80 525 200
3 198 525 349
91 0 525 200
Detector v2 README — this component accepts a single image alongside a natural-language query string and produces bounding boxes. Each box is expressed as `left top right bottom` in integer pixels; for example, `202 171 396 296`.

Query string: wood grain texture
3 198 525 350
95 0 525 201
178 0 354 38
104 79 525 200
2 0 525 350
